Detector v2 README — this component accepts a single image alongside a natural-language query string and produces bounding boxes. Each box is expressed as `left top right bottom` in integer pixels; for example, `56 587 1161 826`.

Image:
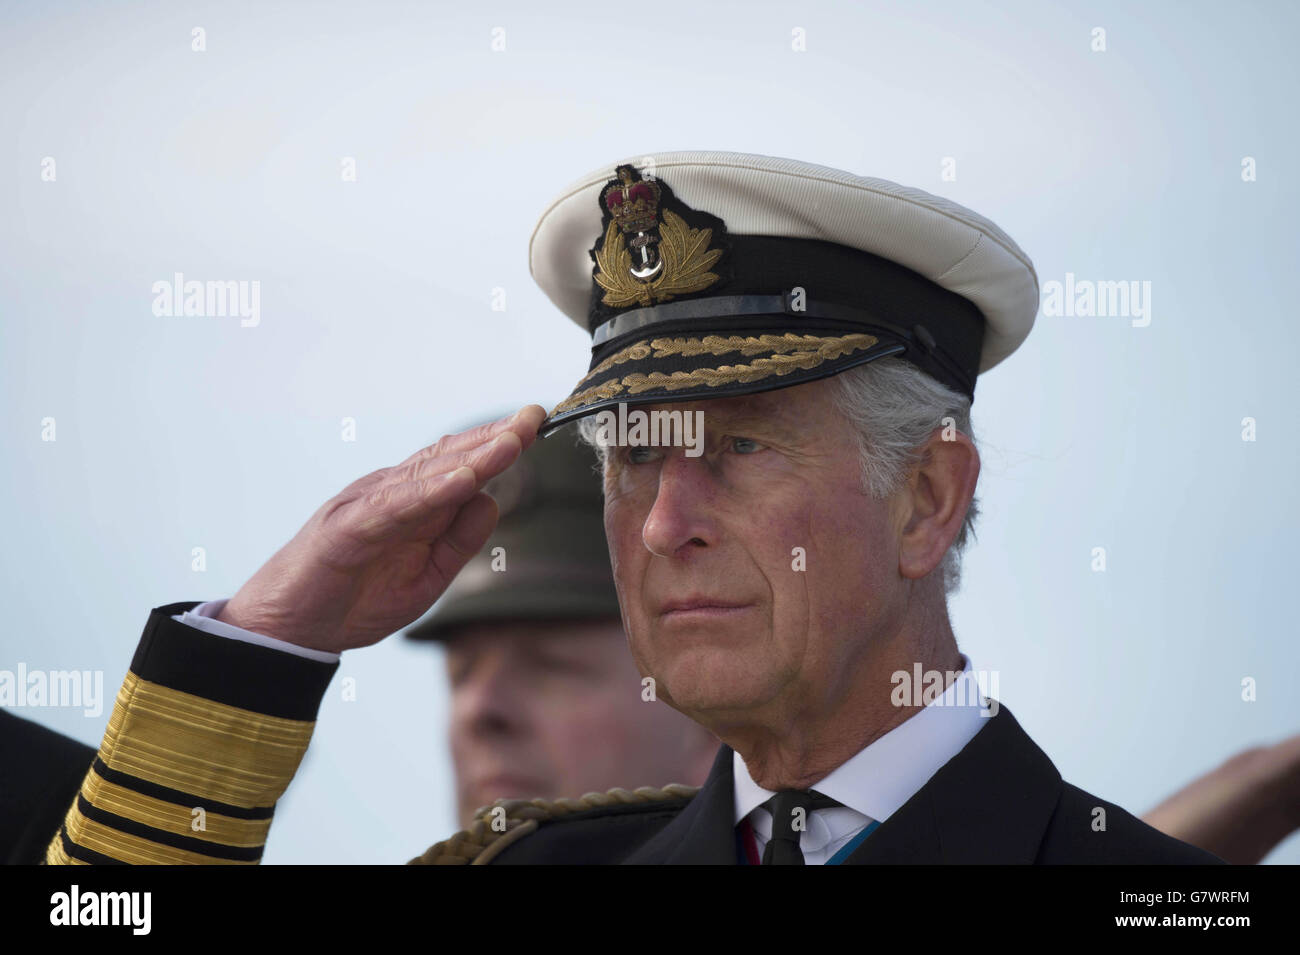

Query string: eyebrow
697 405 801 442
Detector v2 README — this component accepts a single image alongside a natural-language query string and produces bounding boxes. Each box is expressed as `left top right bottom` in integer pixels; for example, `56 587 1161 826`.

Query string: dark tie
760 789 842 865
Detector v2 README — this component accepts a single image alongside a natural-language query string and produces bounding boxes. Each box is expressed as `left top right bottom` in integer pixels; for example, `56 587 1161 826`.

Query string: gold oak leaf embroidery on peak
549 333 878 416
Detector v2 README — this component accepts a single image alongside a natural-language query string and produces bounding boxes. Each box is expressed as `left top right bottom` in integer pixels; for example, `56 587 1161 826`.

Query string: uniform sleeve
45 602 339 865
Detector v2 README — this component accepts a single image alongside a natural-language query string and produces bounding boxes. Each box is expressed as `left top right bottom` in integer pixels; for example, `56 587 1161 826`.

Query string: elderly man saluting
45 152 1222 865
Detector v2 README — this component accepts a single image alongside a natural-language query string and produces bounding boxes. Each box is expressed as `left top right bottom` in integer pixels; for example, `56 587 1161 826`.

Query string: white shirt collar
733 654 991 826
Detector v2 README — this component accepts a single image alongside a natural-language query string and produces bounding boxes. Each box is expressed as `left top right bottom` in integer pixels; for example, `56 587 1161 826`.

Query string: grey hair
576 356 978 596
824 358 978 596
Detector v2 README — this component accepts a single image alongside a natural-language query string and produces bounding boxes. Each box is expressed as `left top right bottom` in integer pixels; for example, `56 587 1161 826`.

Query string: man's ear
896 429 980 580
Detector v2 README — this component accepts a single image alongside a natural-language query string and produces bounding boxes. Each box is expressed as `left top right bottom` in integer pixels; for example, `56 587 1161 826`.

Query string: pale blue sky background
2 0 1296 863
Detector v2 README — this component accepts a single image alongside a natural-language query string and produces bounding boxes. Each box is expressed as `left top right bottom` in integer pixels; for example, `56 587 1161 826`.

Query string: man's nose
641 449 720 558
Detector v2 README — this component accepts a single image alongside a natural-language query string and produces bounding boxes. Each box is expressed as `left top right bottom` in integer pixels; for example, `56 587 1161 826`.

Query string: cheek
604 499 650 595
755 488 821 572
604 490 634 546
805 494 894 626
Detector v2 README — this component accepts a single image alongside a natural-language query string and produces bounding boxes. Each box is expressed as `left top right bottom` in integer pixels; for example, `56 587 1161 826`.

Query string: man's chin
461 776 553 814
654 665 779 720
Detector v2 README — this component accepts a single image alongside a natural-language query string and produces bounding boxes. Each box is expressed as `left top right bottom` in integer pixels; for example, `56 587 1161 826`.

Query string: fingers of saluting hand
349 405 547 543
397 405 548 474
350 465 480 543
330 406 548 503
396 423 527 488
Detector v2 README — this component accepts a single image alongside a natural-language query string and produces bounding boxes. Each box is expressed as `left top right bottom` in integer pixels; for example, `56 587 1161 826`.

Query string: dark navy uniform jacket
480 706 1225 864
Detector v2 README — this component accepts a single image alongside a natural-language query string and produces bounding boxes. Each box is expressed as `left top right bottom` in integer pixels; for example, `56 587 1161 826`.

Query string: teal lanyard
825 819 881 865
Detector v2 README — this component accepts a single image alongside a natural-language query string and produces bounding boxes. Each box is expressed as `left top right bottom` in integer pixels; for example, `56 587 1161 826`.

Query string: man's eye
537 653 585 675
626 446 659 464
446 657 472 686
731 437 763 454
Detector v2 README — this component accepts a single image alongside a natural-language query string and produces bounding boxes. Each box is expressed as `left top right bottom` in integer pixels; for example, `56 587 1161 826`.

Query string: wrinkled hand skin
218 405 548 654
1141 733 1300 864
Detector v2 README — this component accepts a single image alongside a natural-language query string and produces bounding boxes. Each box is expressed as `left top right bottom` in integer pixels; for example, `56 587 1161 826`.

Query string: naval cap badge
590 163 729 313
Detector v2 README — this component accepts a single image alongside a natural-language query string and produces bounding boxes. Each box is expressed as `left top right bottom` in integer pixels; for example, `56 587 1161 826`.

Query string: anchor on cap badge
592 164 727 309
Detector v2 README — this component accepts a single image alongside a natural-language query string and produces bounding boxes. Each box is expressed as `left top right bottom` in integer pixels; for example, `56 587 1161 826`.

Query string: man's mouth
658 597 754 622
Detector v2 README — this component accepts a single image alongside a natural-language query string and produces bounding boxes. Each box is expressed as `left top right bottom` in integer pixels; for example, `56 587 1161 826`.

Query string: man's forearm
45 602 338 865
1141 737 1300 865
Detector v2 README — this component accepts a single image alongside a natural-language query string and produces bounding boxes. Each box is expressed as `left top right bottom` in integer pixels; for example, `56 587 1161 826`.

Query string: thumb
428 492 500 590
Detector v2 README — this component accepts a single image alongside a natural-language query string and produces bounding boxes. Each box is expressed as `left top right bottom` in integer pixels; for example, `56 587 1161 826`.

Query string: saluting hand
217 405 548 653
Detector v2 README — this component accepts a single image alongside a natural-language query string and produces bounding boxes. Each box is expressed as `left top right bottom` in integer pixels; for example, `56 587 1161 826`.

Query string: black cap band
586 233 986 400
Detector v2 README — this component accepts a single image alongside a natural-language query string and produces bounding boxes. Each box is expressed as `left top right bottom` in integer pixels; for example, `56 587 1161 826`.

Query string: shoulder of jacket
1045 782 1226 864
407 783 699 865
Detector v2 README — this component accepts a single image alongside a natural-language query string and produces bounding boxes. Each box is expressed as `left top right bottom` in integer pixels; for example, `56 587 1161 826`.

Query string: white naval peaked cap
529 150 1039 434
